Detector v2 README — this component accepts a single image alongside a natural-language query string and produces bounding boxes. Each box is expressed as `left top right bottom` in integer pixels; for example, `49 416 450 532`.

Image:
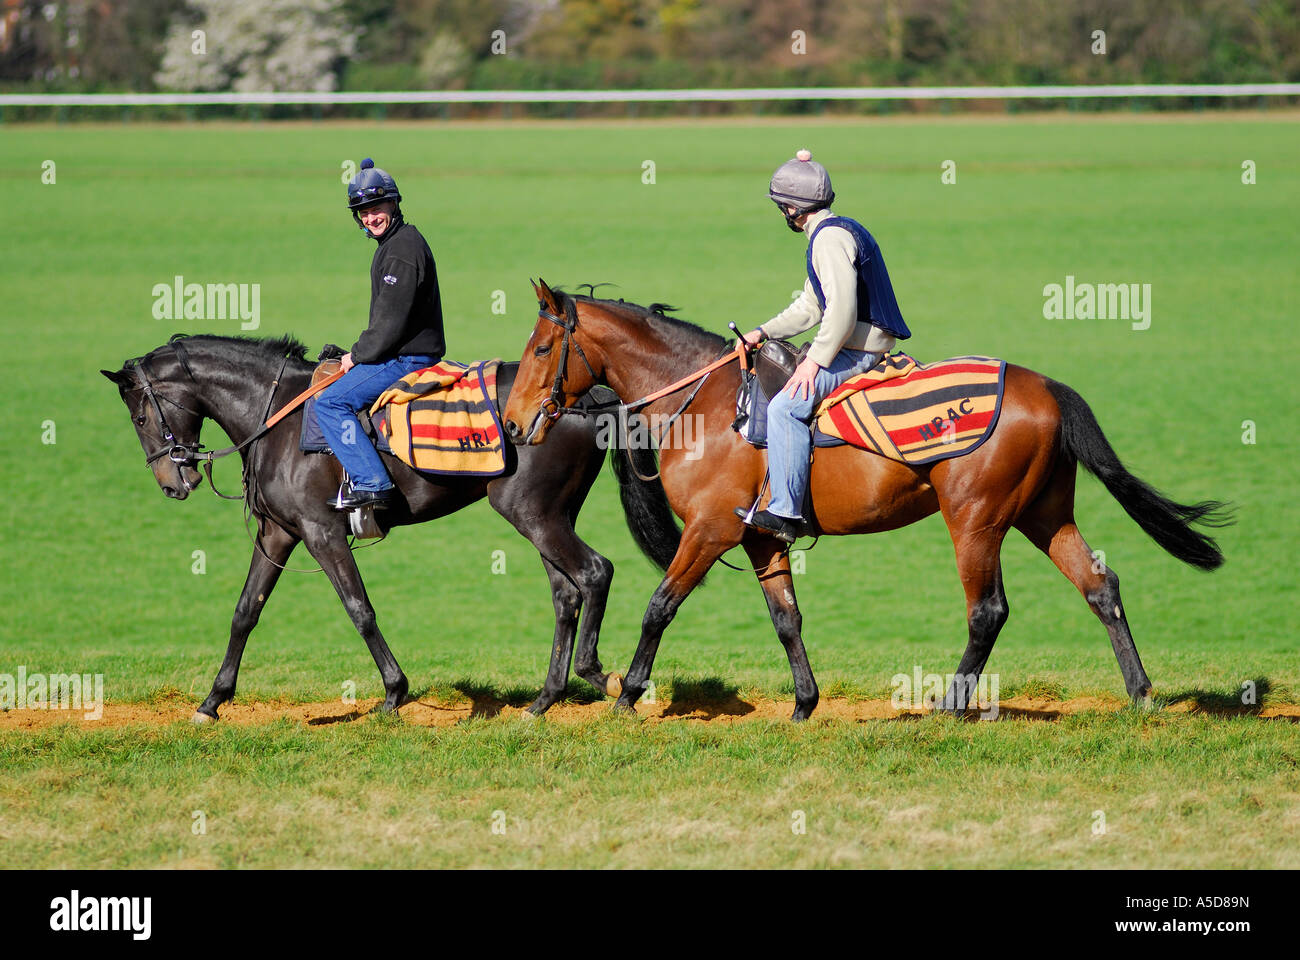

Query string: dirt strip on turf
1 693 1297 731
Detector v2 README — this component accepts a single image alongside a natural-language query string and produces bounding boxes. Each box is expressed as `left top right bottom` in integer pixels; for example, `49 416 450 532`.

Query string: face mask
783 208 804 233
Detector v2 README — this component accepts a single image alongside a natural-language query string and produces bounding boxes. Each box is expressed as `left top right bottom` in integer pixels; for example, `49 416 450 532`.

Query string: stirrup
329 475 389 539
349 505 384 540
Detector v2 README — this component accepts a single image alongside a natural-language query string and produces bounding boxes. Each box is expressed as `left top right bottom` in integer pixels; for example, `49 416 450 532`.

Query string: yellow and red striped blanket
815 353 1005 464
369 359 506 477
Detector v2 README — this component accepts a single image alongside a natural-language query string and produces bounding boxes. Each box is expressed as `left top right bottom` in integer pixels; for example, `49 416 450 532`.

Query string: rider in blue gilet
735 149 911 543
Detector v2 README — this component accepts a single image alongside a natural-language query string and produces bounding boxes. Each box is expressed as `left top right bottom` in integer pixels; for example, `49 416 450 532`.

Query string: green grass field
1 113 1297 868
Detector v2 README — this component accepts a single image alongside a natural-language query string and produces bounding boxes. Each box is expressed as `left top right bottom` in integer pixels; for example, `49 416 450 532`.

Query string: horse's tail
1046 379 1233 571
609 437 682 575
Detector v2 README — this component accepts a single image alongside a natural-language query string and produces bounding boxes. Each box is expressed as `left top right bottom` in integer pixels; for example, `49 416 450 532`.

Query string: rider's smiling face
358 201 396 237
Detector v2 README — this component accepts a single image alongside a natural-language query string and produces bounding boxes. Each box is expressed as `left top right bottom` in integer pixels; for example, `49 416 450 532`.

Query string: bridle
128 337 290 498
121 337 381 573
531 297 749 482
133 342 208 468
534 297 747 425
538 297 600 422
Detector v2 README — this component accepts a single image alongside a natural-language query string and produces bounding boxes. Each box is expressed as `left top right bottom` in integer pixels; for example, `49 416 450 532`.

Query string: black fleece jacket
350 216 446 364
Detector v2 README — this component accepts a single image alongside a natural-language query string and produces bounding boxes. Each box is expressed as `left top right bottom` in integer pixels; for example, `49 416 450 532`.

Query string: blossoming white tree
155 0 356 92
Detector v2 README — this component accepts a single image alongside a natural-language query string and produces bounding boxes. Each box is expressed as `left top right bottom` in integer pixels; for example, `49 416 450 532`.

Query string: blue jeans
316 355 437 491
766 348 883 519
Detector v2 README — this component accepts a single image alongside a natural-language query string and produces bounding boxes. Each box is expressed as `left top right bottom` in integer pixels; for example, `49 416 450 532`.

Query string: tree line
2 0 1296 94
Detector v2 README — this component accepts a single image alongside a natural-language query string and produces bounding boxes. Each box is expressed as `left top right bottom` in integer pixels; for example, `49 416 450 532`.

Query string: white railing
2 83 1299 107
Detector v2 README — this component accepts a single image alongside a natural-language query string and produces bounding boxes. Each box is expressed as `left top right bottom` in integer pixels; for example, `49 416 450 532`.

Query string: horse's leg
559 499 618 699
1015 468 1153 703
304 527 409 713
566 544 617 701
524 555 584 716
194 520 298 722
938 527 1010 715
490 479 615 715
615 522 729 713
520 543 614 715
742 535 819 721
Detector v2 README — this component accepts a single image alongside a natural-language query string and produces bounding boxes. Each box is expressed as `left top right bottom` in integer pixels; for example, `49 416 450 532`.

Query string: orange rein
264 367 345 428
623 341 750 412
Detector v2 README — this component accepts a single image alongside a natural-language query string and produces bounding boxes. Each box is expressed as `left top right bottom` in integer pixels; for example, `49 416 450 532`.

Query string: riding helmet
768 149 834 213
346 158 402 210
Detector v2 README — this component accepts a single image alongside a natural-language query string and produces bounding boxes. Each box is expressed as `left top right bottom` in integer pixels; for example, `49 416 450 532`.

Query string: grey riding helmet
768 149 834 214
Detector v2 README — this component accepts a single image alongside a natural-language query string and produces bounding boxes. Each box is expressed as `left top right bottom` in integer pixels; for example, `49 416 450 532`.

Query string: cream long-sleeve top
760 208 896 368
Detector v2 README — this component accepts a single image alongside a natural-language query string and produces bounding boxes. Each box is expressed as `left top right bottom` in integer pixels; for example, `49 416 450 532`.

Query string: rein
535 302 820 564
538 303 746 419
535 301 747 482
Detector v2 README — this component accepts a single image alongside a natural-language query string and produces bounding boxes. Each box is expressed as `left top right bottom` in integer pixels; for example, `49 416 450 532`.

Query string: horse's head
101 347 205 500
503 279 603 446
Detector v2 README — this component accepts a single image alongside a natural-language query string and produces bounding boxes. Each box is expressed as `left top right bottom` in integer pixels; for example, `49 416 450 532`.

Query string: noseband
133 340 207 467
538 298 599 421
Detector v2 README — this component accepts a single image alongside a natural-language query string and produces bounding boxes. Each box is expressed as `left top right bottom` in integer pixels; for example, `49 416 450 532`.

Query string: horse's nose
504 419 521 441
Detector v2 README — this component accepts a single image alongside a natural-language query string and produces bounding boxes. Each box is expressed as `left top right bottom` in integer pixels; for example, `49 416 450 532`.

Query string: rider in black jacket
316 158 446 509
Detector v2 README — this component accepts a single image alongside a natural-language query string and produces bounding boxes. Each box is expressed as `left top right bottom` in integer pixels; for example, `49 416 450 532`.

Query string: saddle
753 339 809 398
733 339 844 449
300 355 390 456
311 357 342 389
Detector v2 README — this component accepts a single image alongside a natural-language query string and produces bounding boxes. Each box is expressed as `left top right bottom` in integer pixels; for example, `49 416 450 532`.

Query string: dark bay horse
103 334 623 720
502 280 1231 721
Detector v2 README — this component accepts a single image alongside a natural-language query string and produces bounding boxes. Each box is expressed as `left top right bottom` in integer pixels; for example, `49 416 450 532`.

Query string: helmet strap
776 195 834 233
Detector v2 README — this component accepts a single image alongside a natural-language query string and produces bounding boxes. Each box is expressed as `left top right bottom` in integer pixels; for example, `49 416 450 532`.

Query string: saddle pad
369 359 506 477
815 353 1006 465
300 397 392 455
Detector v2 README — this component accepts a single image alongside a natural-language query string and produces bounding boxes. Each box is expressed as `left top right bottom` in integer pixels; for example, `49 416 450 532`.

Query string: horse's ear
535 277 559 312
101 368 131 386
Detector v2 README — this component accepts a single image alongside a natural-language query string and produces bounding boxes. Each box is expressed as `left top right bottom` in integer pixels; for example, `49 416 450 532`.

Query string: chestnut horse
503 281 1231 721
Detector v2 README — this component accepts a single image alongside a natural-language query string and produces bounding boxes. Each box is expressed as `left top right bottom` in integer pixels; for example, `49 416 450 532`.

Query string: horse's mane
553 287 727 349
142 333 312 366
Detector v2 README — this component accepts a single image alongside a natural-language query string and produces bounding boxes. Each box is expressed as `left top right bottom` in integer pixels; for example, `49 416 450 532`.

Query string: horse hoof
519 708 543 723
606 673 624 698
191 710 216 725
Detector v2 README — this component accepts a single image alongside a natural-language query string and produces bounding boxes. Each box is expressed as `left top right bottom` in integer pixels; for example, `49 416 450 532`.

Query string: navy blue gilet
806 216 911 341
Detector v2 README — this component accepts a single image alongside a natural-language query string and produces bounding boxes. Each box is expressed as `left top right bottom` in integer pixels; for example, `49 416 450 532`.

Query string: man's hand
340 352 355 373
784 356 821 401
734 328 766 353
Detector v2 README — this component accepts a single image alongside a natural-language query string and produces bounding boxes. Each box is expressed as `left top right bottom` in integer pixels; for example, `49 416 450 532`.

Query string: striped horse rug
814 353 1006 465
369 359 507 477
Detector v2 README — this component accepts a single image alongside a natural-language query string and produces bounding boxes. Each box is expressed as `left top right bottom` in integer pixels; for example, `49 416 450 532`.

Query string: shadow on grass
306 709 365 727
1161 676 1294 719
443 678 607 720
661 677 755 719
